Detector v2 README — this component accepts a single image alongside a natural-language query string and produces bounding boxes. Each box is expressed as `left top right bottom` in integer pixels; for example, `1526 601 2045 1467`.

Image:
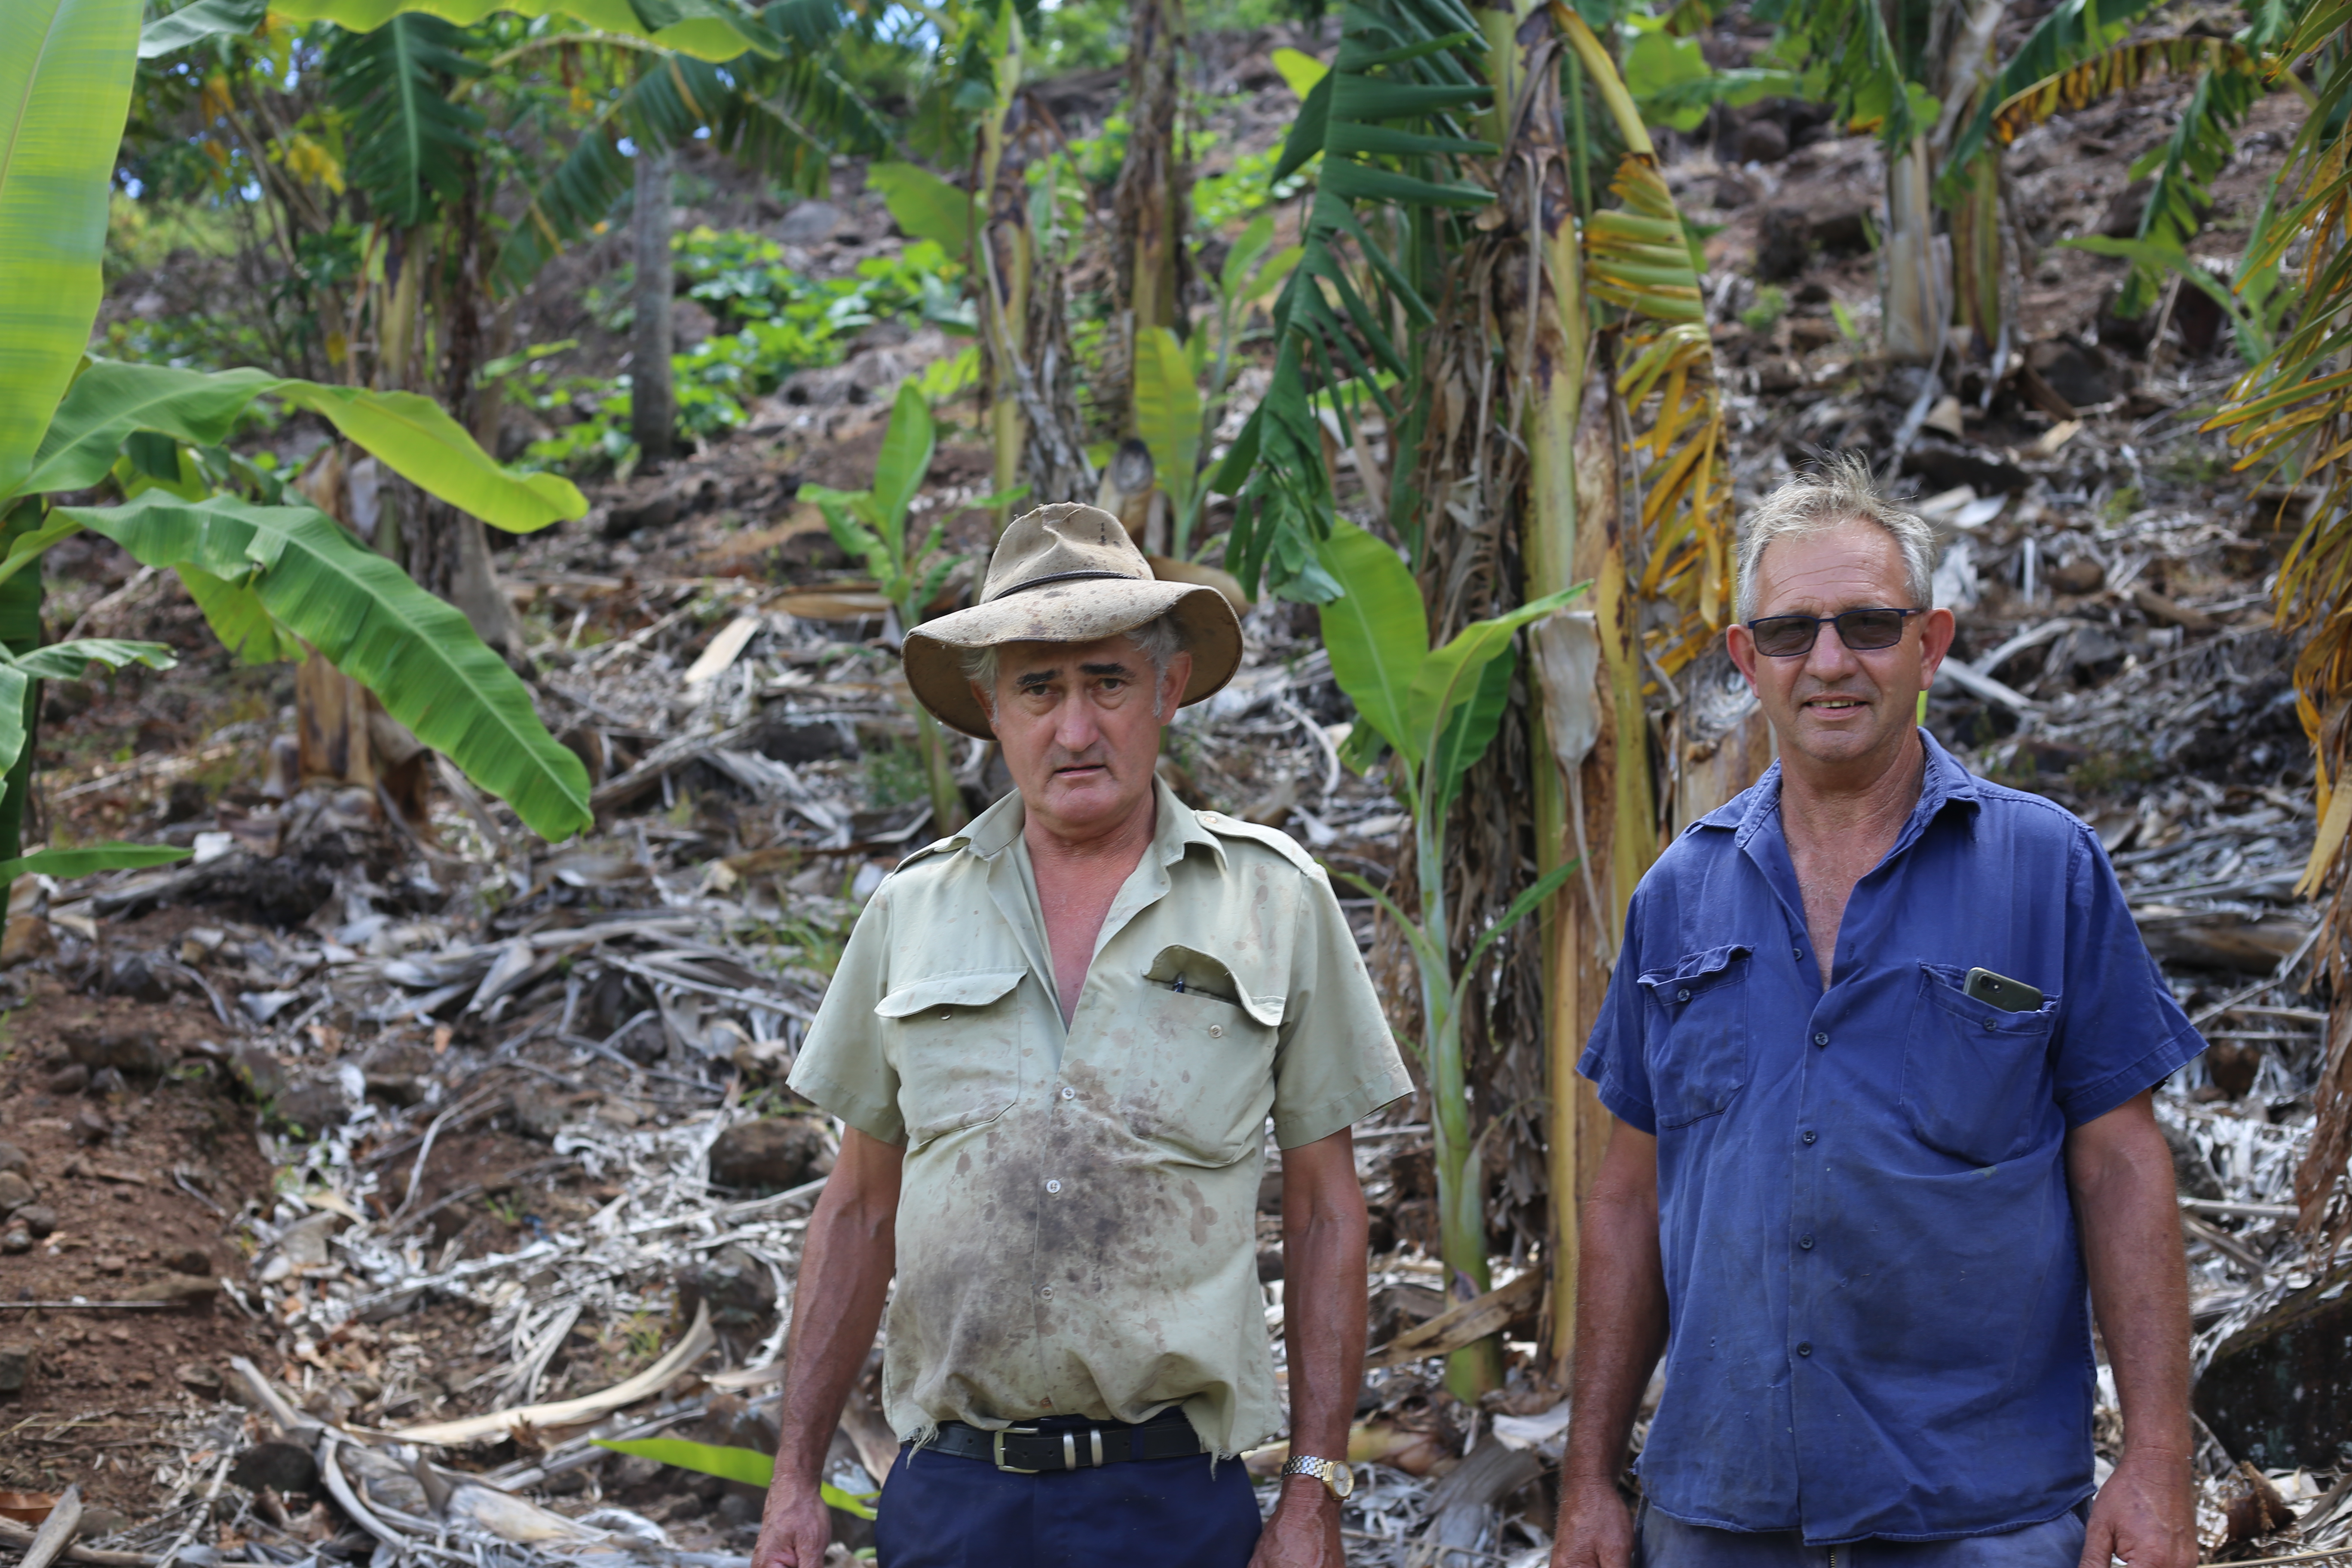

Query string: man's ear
1161 649 1194 710
1918 607 1957 689
1726 622 1761 694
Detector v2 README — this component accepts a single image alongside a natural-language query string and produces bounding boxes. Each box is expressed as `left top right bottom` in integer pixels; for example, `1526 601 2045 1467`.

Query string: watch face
1332 1464 1354 1498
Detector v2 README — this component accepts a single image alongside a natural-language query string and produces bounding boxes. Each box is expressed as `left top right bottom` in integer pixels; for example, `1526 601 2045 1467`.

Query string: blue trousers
872 1435 1262 1568
1638 1502 2089 1568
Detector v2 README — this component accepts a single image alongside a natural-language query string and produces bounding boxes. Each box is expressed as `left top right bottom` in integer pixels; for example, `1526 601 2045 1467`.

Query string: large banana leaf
178 564 308 664
325 12 485 230
1222 0 1495 599
1314 518 1430 763
1403 583 1581 784
495 45 869 291
271 0 776 60
0 0 142 505
866 162 972 256
1132 327 1201 529
869 383 933 539
138 0 264 56
52 494 593 840
1938 0 2172 185
29 360 586 530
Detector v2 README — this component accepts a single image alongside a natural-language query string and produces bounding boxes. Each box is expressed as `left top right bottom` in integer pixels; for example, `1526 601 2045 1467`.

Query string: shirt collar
953 773 1222 871
1717 727 1981 852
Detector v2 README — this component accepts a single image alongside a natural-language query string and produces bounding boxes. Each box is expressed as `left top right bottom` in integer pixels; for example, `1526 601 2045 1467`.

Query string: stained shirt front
1578 732 2203 1545
790 778 1410 1457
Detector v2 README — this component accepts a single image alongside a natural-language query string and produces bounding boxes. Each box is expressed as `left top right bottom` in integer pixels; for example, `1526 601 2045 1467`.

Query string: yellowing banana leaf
1991 36 2263 144
1587 154 1736 659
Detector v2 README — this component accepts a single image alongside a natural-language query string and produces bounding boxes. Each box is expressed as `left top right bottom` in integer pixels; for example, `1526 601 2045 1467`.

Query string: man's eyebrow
1013 668 1059 689
1078 661 1136 677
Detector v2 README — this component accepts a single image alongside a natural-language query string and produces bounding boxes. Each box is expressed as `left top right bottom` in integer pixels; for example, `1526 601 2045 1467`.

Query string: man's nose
1054 690 1103 750
1803 619 1863 680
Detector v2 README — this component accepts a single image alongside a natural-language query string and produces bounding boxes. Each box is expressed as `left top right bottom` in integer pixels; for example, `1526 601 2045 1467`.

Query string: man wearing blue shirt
1553 455 2202 1568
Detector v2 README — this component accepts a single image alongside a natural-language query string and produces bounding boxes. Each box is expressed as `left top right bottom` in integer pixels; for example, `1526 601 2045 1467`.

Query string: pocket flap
1638 944 1752 1000
875 968 1027 1018
1144 945 1286 1026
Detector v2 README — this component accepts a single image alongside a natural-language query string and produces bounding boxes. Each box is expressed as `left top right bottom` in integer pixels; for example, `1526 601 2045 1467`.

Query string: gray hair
1736 452 1937 621
959 611 1189 719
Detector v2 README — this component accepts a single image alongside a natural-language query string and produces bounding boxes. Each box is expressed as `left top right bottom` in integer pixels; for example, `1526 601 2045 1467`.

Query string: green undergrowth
522 228 974 477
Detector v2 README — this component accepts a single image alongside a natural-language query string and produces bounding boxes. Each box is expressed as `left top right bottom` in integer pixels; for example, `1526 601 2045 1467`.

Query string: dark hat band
983 568 1139 604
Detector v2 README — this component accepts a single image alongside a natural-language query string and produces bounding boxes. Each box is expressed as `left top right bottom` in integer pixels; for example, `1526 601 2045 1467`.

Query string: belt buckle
992 1426 1042 1473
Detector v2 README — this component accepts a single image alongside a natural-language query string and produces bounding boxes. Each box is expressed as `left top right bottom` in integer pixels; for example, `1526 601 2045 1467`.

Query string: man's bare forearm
2068 1093 2192 1460
775 1126 903 1484
1562 1124 1666 1485
1281 1127 1369 1462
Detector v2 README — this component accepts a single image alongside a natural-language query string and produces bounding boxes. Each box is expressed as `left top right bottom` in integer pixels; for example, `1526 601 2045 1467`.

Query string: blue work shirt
1578 731 2203 1545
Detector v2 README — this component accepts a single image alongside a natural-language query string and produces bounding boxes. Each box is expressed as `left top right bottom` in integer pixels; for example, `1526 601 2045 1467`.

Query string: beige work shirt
788 777 1410 1455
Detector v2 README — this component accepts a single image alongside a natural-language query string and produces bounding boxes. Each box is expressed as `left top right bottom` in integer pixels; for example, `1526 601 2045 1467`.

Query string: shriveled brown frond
1989 36 2261 144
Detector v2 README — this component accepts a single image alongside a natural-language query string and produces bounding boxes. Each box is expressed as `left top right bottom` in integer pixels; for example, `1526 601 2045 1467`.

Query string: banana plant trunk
632 147 678 466
0 501 46 917
975 21 1032 537
1883 140 1949 362
1112 0 1189 425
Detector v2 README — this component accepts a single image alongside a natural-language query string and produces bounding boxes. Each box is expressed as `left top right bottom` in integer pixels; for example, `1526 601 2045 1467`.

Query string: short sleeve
2053 826 2205 1126
1269 867 1413 1149
1577 894 1660 1134
788 889 908 1146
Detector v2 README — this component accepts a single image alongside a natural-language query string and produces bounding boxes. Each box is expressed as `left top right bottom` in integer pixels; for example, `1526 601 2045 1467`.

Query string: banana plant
1317 518 1584 1397
0 0 593 903
802 383 1020 837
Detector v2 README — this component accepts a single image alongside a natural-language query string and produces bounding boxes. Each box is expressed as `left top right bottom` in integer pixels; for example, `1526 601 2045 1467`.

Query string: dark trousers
872 1433 1263 1568
1637 1501 2090 1568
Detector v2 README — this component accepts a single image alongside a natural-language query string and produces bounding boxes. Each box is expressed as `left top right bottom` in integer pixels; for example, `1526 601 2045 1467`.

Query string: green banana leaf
267 0 775 61
137 0 265 56
869 383 934 540
29 360 586 530
591 1438 878 1519
1314 520 1430 764
53 493 594 841
0 842 192 882
178 564 308 665
0 0 142 505
1402 584 1583 777
1132 328 1201 526
1427 645 1514 817
8 638 177 679
865 162 971 257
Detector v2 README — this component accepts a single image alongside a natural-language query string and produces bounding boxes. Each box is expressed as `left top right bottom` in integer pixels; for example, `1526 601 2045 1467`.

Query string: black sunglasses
1745 607 1927 658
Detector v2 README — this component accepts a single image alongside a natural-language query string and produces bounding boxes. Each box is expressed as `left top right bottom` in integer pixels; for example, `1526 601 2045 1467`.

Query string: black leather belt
923 1413 1206 1472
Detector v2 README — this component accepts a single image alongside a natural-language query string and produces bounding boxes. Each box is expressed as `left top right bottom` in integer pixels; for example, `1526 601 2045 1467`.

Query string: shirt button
1798 1234 1815 1250
1676 988 1691 1002
1812 1032 1829 1047
1796 1342 1813 1357
1039 1286 1053 1299
1208 1024 1224 1038
1046 1179 1062 1194
1793 948 1803 961
1060 1086 1075 1100
1802 1130 1818 1145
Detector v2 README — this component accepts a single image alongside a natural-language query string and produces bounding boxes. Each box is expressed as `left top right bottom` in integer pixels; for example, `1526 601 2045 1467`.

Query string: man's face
1726 520 1955 773
979 634 1192 839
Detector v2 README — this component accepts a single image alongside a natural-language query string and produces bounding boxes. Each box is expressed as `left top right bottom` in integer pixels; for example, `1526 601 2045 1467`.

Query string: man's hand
1551 1473 1637 1568
748 1480 834 1568
1250 1478 1343 1568
2079 1448 2196 1568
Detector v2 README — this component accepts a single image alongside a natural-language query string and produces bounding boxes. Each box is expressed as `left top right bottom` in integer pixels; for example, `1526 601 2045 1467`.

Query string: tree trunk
1111 0 1189 427
1883 140 1951 362
633 147 677 467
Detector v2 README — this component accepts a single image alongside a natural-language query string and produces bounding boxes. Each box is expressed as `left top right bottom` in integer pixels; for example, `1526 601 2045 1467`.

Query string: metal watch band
1281 1454 1353 1498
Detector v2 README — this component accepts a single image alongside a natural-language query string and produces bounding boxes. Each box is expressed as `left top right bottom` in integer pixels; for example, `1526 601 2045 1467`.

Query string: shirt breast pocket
1902 962 2061 1166
876 967 1028 1149
1130 945 1283 1162
1638 945 1752 1129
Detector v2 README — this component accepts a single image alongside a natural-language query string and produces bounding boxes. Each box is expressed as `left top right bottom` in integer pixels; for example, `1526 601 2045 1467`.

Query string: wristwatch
1282 1454 1355 1499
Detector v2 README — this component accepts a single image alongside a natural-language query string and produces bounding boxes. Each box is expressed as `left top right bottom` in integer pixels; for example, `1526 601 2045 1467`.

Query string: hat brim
902 576 1244 740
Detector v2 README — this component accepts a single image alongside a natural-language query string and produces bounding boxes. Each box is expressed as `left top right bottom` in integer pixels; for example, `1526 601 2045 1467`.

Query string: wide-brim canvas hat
903 502 1244 740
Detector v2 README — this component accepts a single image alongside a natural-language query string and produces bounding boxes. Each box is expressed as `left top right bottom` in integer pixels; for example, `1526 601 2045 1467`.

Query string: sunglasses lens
1751 617 1819 657
1838 610 1909 650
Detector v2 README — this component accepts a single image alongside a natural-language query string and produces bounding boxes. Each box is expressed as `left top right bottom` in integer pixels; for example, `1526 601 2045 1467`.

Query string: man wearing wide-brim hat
752 504 1411 1568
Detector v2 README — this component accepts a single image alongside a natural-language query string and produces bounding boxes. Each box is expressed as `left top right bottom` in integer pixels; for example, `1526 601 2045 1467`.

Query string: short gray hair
959 612 1189 717
1736 452 1936 622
